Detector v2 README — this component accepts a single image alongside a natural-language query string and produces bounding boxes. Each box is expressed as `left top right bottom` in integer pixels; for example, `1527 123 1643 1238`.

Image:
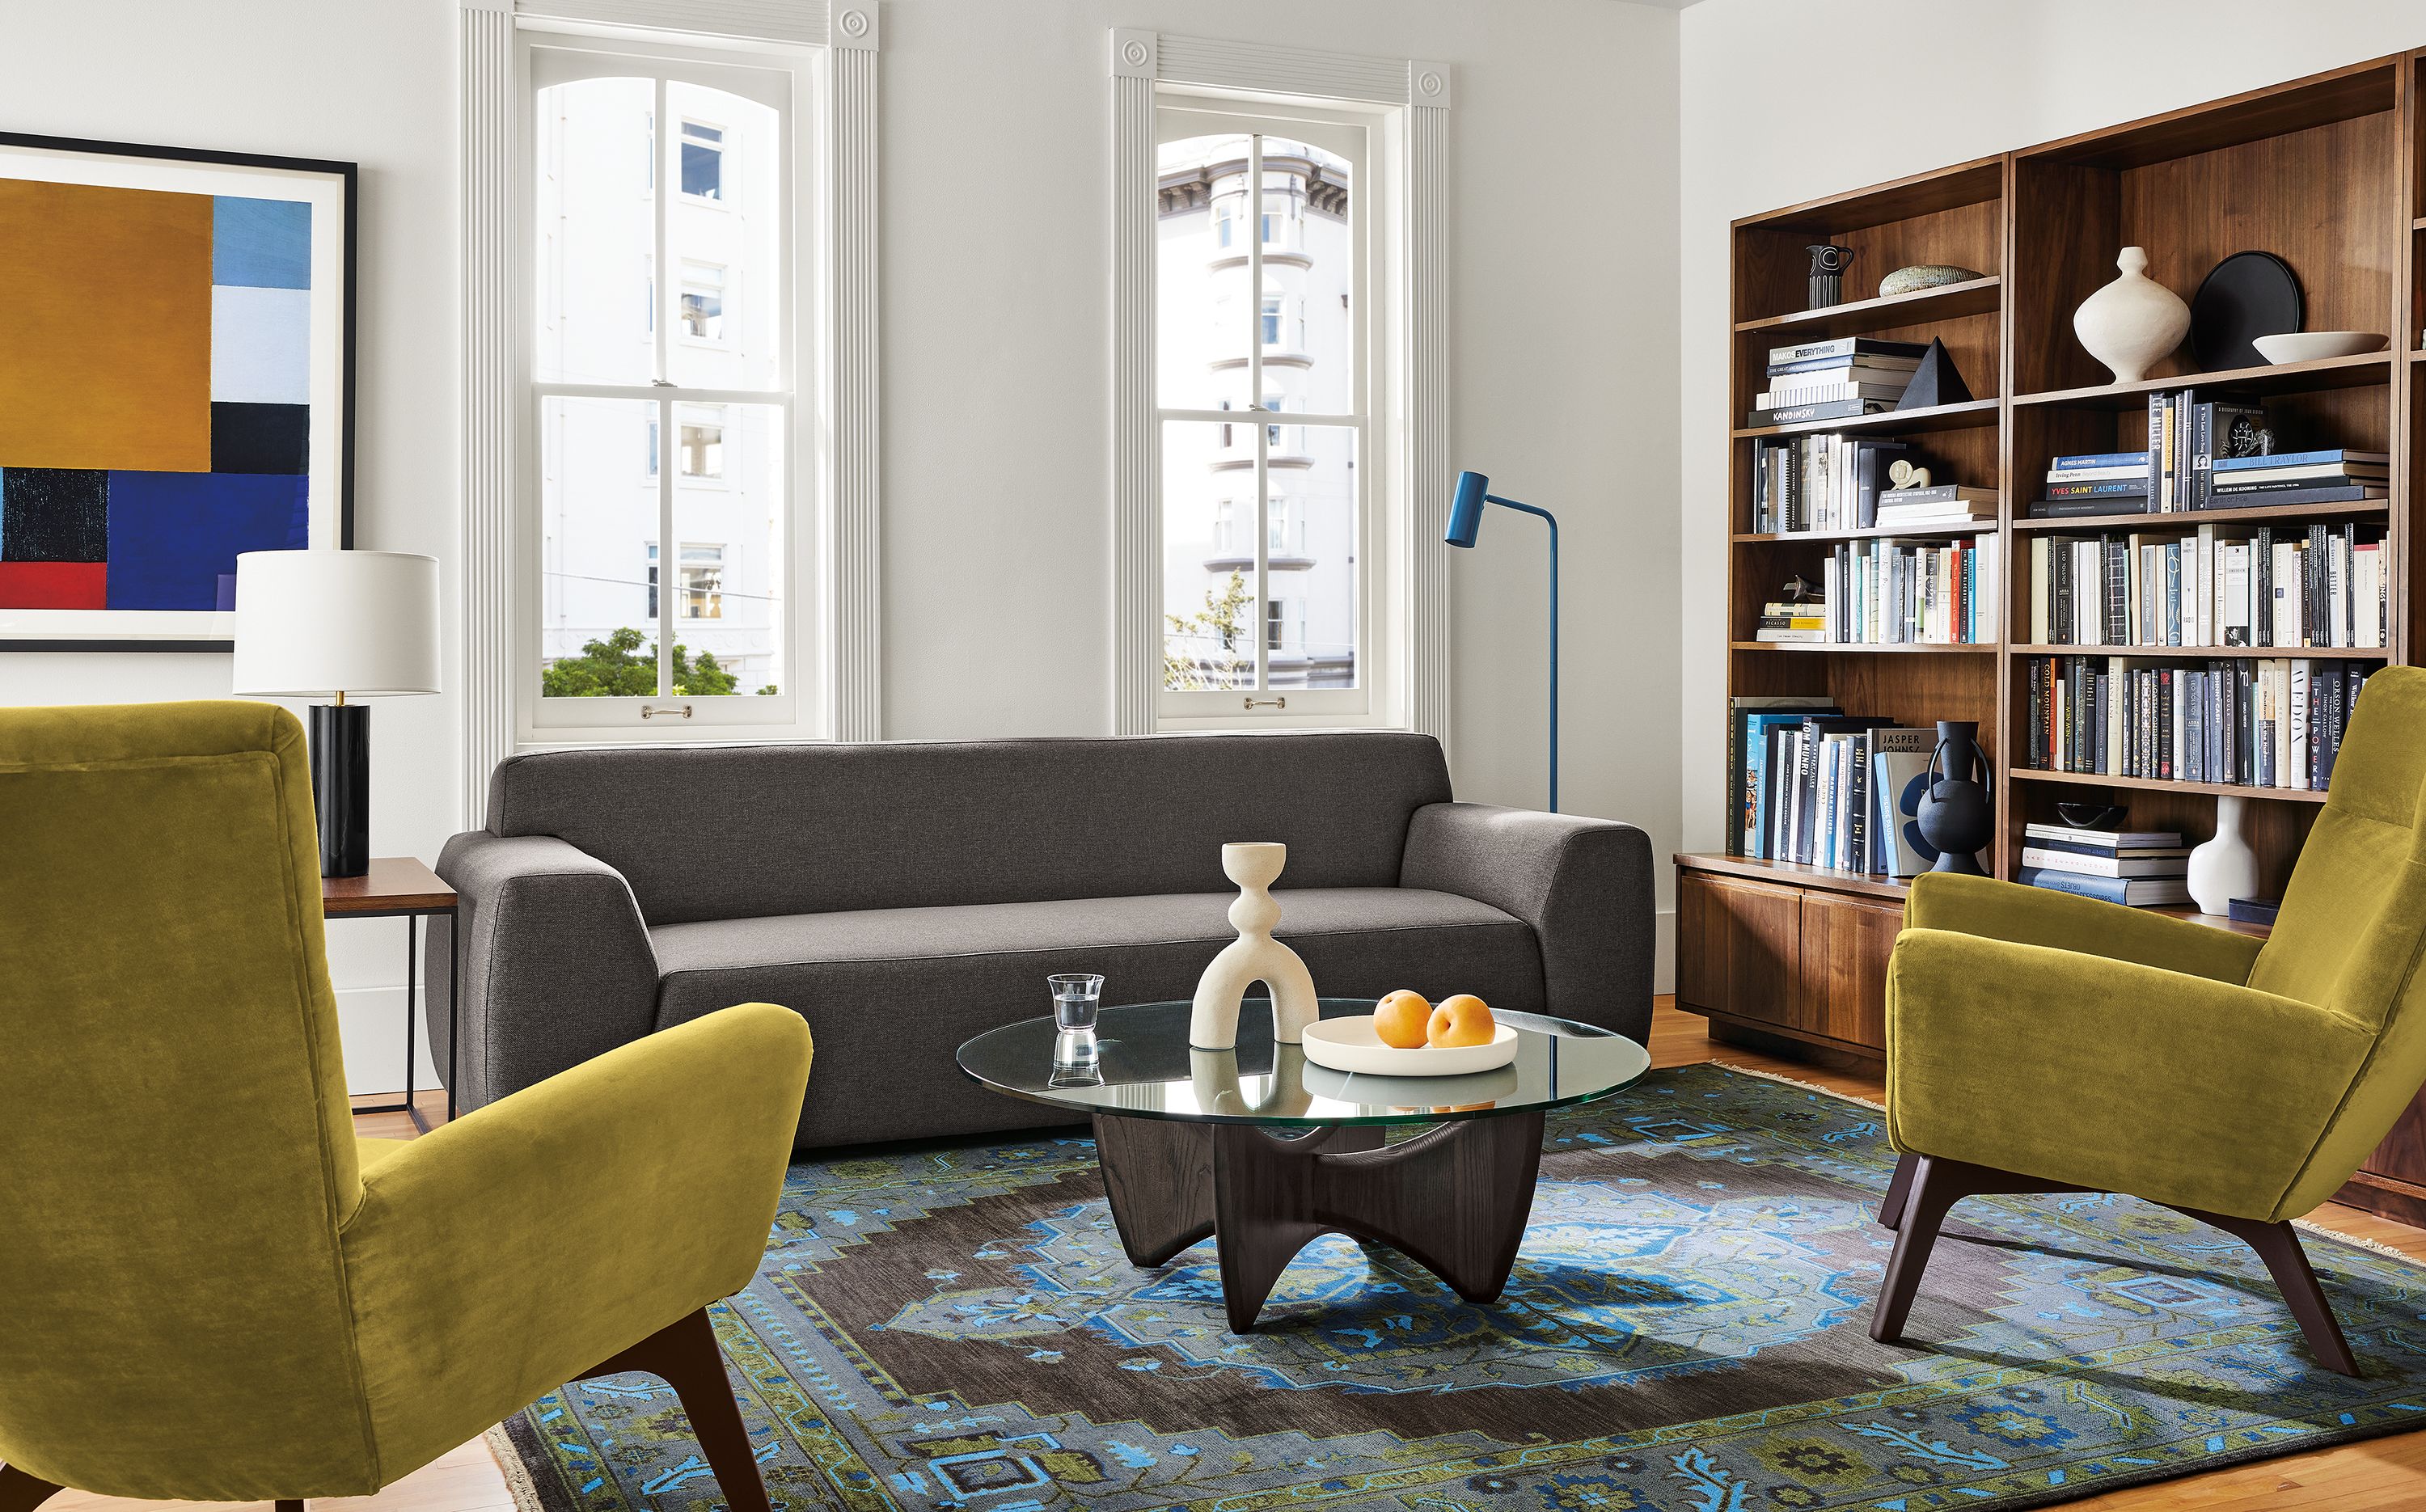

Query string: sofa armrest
427 831 661 1113
1399 801 1655 1041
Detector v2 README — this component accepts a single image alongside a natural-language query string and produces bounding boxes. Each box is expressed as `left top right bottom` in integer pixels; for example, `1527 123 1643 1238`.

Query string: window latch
1245 696 1287 711
641 703 694 720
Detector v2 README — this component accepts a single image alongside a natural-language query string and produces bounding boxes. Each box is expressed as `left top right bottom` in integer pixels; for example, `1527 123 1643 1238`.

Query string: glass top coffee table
957 999 1650 1332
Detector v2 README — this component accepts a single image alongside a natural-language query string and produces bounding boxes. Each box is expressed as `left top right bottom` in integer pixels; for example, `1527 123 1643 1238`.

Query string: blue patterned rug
500 1064 2426 1511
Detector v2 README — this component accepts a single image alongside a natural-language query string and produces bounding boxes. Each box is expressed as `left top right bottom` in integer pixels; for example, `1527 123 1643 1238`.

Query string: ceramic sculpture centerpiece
2073 247 2191 383
1189 842 1320 1050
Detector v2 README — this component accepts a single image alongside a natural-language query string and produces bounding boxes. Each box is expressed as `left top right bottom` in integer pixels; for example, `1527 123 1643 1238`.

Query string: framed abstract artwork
0 132 354 651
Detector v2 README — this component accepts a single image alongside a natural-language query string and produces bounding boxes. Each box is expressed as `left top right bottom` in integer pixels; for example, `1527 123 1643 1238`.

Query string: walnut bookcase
1676 51 2426 1223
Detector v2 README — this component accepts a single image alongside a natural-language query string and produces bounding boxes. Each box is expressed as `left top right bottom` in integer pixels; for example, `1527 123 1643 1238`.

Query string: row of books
2018 823 2190 907
1725 699 1972 876
2023 654 2370 792
1752 537 1997 644
1748 337 1927 428
1749 433 1906 533
2026 522 2387 650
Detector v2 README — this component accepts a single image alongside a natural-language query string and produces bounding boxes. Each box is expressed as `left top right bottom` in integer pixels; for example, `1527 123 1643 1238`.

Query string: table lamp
1446 470 1559 811
231 550 441 877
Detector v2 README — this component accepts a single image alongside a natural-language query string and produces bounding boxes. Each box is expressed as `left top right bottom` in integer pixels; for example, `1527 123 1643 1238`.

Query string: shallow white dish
1300 1015 1519 1076
2251 332 2389 363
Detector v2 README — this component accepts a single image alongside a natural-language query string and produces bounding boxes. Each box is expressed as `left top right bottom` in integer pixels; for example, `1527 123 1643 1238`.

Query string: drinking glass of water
1049 973 1105 1032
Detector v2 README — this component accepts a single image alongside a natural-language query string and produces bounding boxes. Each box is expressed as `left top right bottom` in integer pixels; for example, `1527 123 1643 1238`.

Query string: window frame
1153 99 1379 727
1109 30 1452 739
518 25 815 736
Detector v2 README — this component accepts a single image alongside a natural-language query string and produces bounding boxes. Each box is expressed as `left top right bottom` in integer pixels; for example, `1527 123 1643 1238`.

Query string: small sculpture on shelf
1880 264 1984 297
2073 247 2191 384
1916 720 1992 875
1805 243 1852 309
1885 459 1932 492
1891 339 1972 411
1781 574 1820 605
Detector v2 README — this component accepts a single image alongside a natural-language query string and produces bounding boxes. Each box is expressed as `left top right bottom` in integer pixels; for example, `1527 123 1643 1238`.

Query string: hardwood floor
40 1000 2426 1512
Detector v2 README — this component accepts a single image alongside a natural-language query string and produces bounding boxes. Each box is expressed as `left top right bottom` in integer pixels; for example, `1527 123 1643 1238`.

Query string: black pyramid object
1893 338 1973 412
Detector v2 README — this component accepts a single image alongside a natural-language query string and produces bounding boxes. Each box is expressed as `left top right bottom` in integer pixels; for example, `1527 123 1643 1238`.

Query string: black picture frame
0 129 357 653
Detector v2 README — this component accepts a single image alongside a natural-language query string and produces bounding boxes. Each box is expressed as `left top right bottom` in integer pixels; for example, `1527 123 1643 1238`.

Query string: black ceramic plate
2190 251 2302 371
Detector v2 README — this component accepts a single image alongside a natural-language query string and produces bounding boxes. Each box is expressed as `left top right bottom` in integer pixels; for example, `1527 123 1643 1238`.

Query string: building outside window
1156 106 1366 703
530 39 790 712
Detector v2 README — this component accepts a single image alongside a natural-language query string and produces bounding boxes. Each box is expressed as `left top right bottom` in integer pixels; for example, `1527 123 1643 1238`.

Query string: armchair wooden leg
579 1308 771 1512
1870 1155 1958 1344
276 1501 305 1512
0 1465 63 1512
1879 1151 1918 1231
2179 1208 2361 1377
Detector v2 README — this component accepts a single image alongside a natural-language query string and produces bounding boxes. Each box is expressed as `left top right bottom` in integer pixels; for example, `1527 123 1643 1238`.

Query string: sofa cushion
649 888 1543 1147
485 732 1453 925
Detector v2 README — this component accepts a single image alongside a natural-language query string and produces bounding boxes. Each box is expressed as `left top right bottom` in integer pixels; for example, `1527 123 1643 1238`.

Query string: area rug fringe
488 1423 547 1512
2295 1216 2424 1265
1711 1060 1886 1113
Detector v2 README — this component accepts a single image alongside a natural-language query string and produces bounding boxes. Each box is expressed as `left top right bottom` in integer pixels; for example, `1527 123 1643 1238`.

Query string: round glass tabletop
955 998 1650 1127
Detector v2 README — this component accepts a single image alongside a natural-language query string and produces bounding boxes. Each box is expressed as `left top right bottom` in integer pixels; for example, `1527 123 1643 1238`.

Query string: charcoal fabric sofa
426 732 1654 1149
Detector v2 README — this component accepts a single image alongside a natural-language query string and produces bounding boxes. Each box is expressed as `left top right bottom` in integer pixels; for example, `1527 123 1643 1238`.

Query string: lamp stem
1485 494 1562 813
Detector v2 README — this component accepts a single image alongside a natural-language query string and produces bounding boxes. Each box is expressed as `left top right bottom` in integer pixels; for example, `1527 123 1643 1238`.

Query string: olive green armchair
1875 665 2426 1377
0 703 813 1509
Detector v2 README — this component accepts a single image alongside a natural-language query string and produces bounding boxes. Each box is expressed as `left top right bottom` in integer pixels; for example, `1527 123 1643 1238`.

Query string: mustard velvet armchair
0 703 814 1510
1875 665 2426 1378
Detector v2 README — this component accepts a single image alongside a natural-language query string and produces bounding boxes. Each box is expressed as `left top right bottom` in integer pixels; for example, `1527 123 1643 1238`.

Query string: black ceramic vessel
1916 720 1992 875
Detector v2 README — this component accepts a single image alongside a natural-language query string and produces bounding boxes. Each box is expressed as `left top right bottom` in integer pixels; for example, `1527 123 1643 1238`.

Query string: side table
324 856 459 1133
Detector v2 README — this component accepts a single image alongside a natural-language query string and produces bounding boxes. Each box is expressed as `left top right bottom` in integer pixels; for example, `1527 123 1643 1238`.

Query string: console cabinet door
1674 872 1802 1025
1794 892 1900 1050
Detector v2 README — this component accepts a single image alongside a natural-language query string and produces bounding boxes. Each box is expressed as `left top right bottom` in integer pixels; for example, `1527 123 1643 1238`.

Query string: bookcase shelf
1688 53 2418 1221
2006 767 2334 804
2013 498 2391 531
2010 644 2390 660
1732 397 2000 441
1733 276 2001 338
2014 352 2393 408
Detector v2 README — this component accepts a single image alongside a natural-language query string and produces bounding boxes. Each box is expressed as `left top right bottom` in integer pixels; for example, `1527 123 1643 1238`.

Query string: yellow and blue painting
0 174 328 619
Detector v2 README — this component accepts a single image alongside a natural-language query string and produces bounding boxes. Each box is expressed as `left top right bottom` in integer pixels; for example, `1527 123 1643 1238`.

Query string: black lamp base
308 703 370 878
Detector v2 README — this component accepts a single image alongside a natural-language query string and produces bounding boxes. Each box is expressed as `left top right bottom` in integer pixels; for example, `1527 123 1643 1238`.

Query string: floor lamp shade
231 551 440 878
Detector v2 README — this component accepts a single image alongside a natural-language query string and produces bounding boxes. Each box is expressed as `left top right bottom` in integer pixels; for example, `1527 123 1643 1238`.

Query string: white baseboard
334 984 443 1097
1654 906 1675 995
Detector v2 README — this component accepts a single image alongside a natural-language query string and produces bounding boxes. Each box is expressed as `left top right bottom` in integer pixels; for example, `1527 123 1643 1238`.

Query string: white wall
1677 0 2424 858
0 0 1687 1089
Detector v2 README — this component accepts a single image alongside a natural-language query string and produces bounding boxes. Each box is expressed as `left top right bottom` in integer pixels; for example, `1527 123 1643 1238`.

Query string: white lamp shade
231 550 441 698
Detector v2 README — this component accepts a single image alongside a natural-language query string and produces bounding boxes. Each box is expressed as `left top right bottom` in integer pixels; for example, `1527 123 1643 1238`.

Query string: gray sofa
427 731 1653 1148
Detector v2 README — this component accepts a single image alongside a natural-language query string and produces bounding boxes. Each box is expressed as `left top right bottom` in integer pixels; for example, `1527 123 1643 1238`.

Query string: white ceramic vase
2187 795 2261 917
1187 842 1320 1049
2073 247 2191 384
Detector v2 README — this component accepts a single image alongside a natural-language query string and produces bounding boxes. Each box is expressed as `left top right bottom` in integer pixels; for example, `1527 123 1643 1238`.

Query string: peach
1427 994 1496 1048
1373 990 1432 1049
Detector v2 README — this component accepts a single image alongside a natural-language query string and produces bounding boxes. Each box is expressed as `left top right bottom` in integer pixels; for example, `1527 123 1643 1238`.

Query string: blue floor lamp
1446 470 1559 812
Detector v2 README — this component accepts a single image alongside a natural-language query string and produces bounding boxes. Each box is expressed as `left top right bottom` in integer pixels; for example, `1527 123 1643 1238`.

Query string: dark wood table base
1093 1109 1548 1333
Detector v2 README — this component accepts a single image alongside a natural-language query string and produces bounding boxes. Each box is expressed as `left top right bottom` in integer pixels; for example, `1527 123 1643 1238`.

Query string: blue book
2018 865 2191 906
2051 450 2150 471
2212 449 2390 471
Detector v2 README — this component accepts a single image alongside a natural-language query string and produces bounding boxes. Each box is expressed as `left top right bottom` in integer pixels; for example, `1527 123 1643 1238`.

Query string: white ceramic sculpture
1188 842 1320 1049
2073 247 2191 384
2187 795 2261 917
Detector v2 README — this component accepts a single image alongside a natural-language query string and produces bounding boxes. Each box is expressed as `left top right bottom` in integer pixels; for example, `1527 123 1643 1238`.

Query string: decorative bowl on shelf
1300 1016 1519 1076
1879 264 1985 297
2056 801 2129 830
2251 331 2388 364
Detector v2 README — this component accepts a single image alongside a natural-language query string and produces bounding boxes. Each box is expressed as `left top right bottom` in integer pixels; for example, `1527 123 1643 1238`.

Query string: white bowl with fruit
1299 990 1519 1076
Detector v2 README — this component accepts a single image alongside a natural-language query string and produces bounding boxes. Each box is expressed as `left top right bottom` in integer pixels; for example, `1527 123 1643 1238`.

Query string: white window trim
460 0 879 829
1109 29 1452 741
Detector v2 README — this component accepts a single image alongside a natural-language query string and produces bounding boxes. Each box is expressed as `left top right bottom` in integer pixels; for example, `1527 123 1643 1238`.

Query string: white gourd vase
2073 247 2191 384
2187 795 2260 917
1188 842 1320 1049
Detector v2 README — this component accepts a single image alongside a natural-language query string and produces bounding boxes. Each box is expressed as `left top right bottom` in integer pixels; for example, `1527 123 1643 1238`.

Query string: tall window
530 38 793 717
1156 104 1369 709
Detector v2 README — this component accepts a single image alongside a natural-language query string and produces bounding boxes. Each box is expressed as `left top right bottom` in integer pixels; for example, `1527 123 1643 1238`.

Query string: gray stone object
1879 264 1984 297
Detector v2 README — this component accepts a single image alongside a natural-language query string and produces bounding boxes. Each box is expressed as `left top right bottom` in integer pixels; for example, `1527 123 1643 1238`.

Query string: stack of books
1732 706 1947 876
2146 389 2266 512
1874 484 1996 530
1750 434 1908 532
2032 450 2149 518
1748 338 1927 427
1818 535 1996 644
2209 449 2389 506
2024 654 2371 791
2017 822 2191 907
2027 521 2386 650
1754 597 1828 643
